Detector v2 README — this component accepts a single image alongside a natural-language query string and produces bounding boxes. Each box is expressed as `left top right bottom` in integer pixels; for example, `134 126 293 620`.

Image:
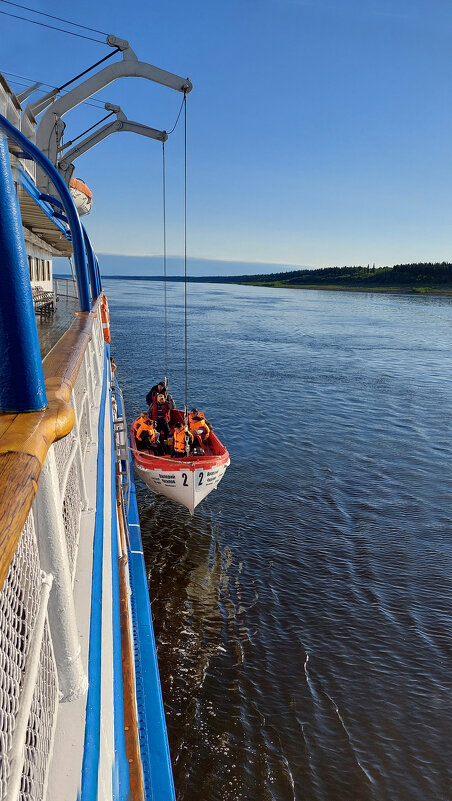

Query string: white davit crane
25 35 192 192
57 104 168 186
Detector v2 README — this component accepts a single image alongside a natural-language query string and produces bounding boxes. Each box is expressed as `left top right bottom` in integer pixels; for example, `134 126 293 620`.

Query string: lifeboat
131 409 230 514
69 177 93 216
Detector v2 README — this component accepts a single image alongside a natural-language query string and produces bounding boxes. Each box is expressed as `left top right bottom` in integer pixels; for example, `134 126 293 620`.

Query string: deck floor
36 295 78 358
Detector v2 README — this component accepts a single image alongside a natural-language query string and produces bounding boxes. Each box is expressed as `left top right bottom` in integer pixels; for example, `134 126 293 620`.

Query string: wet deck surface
37 295 78 358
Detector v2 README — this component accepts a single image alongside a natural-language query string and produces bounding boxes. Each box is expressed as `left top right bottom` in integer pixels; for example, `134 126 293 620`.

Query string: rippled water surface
105 279 452 801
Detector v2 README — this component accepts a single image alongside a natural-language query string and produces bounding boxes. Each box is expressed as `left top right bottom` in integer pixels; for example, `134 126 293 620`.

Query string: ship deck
36 294 78 357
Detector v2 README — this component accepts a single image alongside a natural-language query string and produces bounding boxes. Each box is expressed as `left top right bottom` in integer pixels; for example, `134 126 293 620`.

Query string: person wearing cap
188 407 206 428
150 392 171 445
189 415 211 449
134 415 162 454
172 421 193 458
146 381 175 410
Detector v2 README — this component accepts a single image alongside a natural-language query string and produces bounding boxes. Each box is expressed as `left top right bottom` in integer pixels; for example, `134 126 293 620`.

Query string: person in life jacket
133 412 147 433
172 421 193 458
151 393 171 445
135 415 162 454
188 407 206 428
189 415 210 442
189 415 211 454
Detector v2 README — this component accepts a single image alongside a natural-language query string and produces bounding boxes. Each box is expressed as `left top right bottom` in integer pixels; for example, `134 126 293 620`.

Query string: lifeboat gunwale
130 408 229 469
130 430 229 472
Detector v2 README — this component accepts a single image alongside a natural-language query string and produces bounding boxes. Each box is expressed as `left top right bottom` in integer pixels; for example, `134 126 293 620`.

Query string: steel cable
184 93 188 420
0 7 105 42
0 0 109 34
1 70 111 109
57 49 121 92
58 111 116 151
162 142 169 388
167 94 186 136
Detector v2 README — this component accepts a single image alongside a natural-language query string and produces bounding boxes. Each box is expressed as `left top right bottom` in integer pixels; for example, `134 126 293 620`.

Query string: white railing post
92 321 103 385
32 449 88 702
72 395 90 510
87 346 96 413
82 355 93 442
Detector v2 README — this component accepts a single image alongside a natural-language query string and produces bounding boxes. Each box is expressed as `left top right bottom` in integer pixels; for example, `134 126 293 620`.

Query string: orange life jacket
173 428 193 453
189 411 205 428
135 419 157 445
134 415 147 433
190 417 210 439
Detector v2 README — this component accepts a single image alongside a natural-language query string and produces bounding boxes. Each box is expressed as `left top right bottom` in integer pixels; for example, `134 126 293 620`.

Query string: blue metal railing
95 255 102 294
82 224 102 300
0 113 100 412
0 131 47 411
0 113 91 311
38 190 102 299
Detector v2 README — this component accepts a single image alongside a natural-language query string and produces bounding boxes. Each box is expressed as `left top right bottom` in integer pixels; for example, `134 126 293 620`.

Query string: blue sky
2 0 452 270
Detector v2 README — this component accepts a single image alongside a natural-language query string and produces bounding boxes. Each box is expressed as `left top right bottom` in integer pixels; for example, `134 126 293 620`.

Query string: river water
105 278 452 801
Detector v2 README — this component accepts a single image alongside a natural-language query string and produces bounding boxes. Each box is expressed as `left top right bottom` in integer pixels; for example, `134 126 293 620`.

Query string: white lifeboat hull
133 455 229 514
131 412 230 514
69 177 93 216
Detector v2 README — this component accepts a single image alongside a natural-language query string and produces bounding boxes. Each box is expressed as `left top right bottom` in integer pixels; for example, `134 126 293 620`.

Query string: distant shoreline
54 273 452 296
242 282 452 295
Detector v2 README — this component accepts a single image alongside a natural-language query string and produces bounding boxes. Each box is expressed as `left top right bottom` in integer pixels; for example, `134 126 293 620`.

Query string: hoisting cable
183 93 188 411
162 141 169 388
58 110 116 152
167 94 186 136
183 92 189 443
163 93 187 403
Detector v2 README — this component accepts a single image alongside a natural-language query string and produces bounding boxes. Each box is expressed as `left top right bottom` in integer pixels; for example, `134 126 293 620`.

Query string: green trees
392 262 452 285
238 262 452 288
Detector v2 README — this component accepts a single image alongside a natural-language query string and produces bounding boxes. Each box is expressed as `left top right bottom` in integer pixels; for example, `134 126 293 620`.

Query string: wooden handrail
117 500 145 801
0 300 101 590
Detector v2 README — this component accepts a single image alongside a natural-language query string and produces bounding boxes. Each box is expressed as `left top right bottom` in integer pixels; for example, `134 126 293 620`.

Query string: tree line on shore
103 262 452 286
235 262 452 286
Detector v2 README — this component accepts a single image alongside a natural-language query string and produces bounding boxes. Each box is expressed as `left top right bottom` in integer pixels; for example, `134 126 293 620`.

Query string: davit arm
26 35 192 189
57 105 168 185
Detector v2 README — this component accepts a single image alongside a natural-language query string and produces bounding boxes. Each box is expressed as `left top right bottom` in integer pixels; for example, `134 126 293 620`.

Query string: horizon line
95 252 310 267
